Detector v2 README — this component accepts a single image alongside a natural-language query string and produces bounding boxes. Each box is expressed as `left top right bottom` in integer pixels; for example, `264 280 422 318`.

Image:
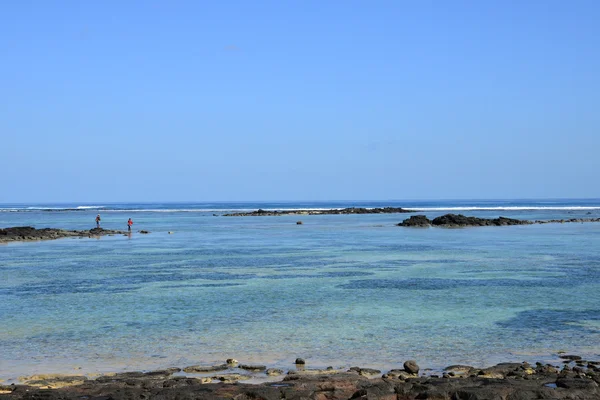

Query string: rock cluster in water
0 226 126 243
398 214 600 227
224 207 414 217
3 359 599 399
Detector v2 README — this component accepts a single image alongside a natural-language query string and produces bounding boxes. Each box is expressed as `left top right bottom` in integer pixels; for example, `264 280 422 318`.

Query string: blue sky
1 1 599 202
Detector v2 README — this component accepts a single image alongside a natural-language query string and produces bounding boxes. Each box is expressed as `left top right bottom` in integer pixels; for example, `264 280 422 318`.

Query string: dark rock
403 360 419 374
182 364 228 373
7 361 600 400
398 215 431 227
556 376 599 390
296 221 303 225
0 226 126 243
431 214 530 227
560 354 583 361
295 358 305 365
138 230 150 234
238 364 267 371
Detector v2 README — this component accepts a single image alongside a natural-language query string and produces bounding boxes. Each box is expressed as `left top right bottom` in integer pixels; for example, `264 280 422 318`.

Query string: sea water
1 199 600 382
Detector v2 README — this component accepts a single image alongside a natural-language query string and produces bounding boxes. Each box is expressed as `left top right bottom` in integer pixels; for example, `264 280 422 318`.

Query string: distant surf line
2 205 600 213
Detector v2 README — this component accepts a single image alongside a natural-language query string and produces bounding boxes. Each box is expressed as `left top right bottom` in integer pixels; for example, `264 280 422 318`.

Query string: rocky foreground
0 226 126 243
1 359 599 399
399 214 600 227
224 207 414 216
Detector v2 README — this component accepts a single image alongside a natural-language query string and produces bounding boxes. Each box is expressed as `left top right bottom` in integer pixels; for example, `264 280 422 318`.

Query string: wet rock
0 386 14 395
226 358 238 365
560 354 583 361
18 374 88 389
287 368 344 377
138 230 150 234
266 368 284 376
403 360 419 374
183 364 228 373
383 369 416 380
477 362 525 379
238 364 267 371
296 221 303 225
213 374 250 383
347 367 381 377
295 358 305 365
444 365 475 374
7 361 600 400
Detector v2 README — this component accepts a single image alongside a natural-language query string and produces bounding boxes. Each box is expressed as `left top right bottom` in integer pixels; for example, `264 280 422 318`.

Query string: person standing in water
127 218 133 232
95 214 101 228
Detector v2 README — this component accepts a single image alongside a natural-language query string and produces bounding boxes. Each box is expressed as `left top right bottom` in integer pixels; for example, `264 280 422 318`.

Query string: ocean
1 199 600 382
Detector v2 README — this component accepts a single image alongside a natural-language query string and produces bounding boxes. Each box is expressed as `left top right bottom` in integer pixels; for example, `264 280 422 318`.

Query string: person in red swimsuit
127 218 133 231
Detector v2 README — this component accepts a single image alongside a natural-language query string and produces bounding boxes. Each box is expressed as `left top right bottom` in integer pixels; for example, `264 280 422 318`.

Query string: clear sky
1 1 599 202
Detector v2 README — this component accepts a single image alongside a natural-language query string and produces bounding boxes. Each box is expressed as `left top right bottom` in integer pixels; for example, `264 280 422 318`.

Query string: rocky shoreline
1 358 599 399
0 226 127 243
399 213 600 227
223 207 414 216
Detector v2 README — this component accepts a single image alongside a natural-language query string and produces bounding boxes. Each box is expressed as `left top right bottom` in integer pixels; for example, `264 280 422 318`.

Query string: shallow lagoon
1 200 600 382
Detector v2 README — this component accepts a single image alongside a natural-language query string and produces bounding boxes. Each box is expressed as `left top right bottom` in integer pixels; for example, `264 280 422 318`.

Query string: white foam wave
25 207 65 210
2 206 599 213
104 207 346 213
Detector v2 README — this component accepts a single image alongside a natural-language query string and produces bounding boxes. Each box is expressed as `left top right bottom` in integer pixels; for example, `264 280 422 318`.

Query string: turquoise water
1 200 600 381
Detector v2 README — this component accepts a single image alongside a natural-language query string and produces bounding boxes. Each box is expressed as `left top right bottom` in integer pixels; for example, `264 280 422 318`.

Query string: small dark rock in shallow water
560 354 583 361
295 358 305 365
296 221 303 225
138 230 150 234
239 364 266 371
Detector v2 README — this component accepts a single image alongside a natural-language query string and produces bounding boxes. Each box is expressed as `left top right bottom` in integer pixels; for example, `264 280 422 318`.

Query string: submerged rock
183 364 228 373
560 354 583 361
238 364 266 371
